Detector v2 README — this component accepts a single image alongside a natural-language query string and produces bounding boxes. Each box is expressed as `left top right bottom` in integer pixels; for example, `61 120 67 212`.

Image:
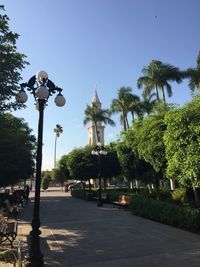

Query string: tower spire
92 90 101 105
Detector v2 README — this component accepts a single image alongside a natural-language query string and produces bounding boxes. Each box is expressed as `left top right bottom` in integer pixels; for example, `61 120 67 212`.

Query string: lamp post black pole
28 100 45 266
16 71 66 267
91 143 107 207
97 154 103 207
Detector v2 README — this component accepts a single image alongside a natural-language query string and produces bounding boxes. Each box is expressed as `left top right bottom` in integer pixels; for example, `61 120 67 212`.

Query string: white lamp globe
36 71 48 84
55 94 66 107
100 150 107 155
35 86 49 99
15 90 28 103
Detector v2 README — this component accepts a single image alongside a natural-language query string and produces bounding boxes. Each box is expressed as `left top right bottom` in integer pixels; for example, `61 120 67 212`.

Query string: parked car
64 183 75 192
69 182 86 191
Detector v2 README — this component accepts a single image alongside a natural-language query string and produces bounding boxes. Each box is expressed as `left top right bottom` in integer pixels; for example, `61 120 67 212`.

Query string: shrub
71 189 86 199
172 188 188 203
130 195 200 232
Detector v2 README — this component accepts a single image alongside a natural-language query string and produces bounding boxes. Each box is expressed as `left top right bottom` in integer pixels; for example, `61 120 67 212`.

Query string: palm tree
128 94 143 122
137 60 182 103
83 103 115 143
110 87 142 129
141 92 157 115
185 52 200 91
110 87 133 131
54 124 63 168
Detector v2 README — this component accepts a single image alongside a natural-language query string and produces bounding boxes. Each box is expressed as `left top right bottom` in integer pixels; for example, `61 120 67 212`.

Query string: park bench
113 195 130 209
0 216 18 247
1 199 19 220
93 192 108 202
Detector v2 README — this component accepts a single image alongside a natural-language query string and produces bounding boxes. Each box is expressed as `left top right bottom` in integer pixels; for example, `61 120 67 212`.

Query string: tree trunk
170 179 175 190
161 87 166 103
54 135 57 168
147 184 152 194
126 116 129 129
103 178 107 190
193 187 200 202
135 179 140 188
122 111 127 131
88 179 91 191
155 86 159 101
155 175 160 200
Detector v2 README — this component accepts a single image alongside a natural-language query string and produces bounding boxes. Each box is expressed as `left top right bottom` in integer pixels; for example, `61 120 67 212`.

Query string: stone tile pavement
14 189 200 267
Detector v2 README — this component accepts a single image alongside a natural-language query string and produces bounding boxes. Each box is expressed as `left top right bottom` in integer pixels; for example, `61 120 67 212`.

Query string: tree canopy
137 60 182 103
0 113 36 186
164 95 200 190
0 5 29 112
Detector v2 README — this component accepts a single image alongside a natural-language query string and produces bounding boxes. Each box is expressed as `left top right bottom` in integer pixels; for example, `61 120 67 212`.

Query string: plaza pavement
17 188 200 267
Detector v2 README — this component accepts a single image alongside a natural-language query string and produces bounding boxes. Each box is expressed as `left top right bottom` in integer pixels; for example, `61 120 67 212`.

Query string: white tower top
92 90 101 105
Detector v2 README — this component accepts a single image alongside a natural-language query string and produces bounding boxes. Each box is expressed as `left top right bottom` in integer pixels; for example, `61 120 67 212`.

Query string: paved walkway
17 189 200 267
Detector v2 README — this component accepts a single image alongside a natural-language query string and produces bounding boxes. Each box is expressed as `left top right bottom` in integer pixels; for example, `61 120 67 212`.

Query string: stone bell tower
88 90 105 145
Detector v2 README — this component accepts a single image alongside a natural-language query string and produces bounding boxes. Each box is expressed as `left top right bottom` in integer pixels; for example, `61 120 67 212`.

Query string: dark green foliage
70 189 85 199
66 146 97 181
0 5 29 112
52 159 70 187
61 145 121 182
0 113 36 186
41 171 52 190
98 145 121 179
130 195 200 232
185 51 200 91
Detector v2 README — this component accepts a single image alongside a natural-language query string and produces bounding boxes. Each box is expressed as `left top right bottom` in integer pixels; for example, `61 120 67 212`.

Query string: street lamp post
16 71 66 267
91 143 107 207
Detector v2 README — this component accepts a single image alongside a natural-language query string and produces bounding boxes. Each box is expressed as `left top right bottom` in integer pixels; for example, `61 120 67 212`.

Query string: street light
16 71 66 267
91 142 107 207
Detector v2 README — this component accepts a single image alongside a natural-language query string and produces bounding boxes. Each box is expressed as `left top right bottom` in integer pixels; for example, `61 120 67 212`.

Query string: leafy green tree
83 103 115 143
61 145 120 189
164 95 200 201
185 51 200 91
54 124 63 168
117 131 156 189
0 113 36 186
127 104 169 198
114 140 137 187
41 171 52 190
97 144 121 189
52 155 71 189
67 146 97 182
137 60 182 103
0 5 29 112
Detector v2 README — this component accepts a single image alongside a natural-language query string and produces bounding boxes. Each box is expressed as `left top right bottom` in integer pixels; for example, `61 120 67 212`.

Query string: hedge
130 194 200 232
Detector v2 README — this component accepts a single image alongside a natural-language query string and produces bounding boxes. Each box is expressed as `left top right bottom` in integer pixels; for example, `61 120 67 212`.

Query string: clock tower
88 90 105 145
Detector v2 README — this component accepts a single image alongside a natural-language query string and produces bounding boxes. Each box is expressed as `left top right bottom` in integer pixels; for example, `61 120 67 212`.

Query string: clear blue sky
2 0 200 170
